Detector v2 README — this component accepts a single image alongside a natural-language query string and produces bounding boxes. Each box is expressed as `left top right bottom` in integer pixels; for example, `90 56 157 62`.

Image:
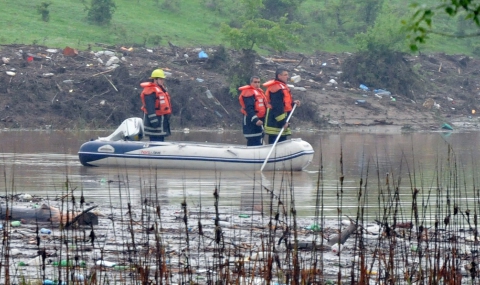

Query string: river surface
1 128 479 225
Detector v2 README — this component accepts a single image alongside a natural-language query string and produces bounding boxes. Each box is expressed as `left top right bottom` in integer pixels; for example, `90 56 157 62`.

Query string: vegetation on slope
1 0 480 56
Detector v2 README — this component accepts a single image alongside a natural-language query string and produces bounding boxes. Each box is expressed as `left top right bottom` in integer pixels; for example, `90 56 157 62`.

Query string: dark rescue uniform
238 85 269 146
263 80 294 144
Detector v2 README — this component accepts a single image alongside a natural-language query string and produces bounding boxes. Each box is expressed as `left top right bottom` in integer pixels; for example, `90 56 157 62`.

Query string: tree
36 2 52 22
261 0 306 21
86 0 116 25
342 2 425 101
405 0 480 51
220 0 303 95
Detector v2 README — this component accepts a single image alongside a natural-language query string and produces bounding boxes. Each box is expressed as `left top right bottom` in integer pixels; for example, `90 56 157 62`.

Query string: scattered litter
196 78 204 82
40 228 52 234
63 46 78 57
290 75 301 83
293 86 306 91
359 84 369 91
6 71 15 76
96 260 117 267
441 123 453 130
331 244 343 254
106 56 120 66
198 50 208 59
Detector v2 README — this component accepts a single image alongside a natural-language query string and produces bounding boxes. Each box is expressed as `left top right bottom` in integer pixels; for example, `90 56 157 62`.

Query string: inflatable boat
78 118 314 171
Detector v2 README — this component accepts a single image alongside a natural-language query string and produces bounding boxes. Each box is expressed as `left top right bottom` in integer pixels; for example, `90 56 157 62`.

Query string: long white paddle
260 104 297 172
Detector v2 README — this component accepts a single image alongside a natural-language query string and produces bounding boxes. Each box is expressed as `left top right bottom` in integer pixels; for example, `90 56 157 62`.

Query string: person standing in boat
140 69 172 141
263 68 301 144
238 76 270 146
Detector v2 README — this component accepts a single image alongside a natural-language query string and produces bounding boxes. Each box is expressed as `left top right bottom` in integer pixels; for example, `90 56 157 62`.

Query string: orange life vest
238 85 269 118
263 80 293 112
140 82 172 116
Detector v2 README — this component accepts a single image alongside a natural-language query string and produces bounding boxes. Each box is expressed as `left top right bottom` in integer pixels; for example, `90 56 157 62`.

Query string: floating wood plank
0 204 98 226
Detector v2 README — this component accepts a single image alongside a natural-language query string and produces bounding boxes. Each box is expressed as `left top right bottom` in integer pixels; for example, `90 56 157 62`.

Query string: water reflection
1 130 480 224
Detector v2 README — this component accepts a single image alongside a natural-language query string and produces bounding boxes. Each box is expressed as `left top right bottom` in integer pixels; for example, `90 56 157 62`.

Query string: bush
36 2 51 22
86 0 116 25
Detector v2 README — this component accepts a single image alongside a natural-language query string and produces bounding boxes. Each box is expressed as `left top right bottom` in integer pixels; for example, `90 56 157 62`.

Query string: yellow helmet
150 69 165 79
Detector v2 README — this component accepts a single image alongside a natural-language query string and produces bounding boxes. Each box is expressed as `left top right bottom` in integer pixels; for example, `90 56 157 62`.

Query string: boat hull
78 139 314 171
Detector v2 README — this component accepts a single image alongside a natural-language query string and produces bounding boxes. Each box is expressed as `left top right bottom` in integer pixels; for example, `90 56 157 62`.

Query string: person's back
140 69 172 141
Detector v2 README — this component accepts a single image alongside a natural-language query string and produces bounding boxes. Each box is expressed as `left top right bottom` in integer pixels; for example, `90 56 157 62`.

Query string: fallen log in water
0 204 98 226
289 222 358 250
327 223 358 246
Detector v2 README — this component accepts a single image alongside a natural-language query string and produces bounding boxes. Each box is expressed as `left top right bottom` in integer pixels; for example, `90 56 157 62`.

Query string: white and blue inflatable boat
78 118 314 171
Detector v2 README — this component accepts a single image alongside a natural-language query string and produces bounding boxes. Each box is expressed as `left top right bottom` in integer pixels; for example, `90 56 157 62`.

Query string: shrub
86 0 116 25
36 2 51 22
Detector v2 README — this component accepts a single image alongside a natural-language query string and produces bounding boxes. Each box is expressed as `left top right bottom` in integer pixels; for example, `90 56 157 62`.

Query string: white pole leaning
260 104 297 172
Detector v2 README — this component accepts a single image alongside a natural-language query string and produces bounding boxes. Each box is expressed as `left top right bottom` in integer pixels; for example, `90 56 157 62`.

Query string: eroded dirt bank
1 44 479 132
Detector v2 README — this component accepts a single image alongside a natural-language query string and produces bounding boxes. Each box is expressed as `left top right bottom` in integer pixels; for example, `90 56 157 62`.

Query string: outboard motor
98 117 144 141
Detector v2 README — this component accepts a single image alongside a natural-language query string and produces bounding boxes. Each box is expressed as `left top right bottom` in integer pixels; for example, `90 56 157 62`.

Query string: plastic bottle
290 75 301 83
71 273 85 281
96 260 116 267
238 214 250 218
18 261 27 266
40 228 52 234
11 221 21 227
113 265 130 270
42 280 66 285
359 84 369 91
52 260 86 267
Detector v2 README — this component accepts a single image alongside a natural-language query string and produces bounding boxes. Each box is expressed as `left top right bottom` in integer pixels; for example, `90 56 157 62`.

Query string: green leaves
86 0 116 25
405 0 480 51
220 0 303 53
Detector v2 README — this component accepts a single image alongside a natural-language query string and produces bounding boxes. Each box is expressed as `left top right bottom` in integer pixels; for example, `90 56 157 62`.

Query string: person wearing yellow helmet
139 69 172 141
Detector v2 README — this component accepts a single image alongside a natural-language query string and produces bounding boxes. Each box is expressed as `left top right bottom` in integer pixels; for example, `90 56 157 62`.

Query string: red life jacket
140 82 172 116
238 85 269 118
263 80 293 112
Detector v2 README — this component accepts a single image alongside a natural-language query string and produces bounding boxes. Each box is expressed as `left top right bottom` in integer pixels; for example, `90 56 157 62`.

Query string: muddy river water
1 128 478 224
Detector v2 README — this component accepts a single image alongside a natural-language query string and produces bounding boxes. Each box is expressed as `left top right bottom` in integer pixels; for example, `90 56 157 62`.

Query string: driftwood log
0 204 98 226
290 222 358 251
327 223 358 246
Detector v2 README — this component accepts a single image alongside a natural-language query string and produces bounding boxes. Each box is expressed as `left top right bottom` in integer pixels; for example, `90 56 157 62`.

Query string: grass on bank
0 0 479 56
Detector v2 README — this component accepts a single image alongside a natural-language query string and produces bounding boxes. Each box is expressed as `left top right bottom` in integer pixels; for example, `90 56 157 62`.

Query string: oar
260 104 297 172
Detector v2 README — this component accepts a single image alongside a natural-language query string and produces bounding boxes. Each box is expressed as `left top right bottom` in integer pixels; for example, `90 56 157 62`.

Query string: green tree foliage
342 3 424 100
354 2 408 53
319 0 383 44
405 0 480 51
86 0 116 25
220 0 303 95
36 2 52 22
261 0 306 21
